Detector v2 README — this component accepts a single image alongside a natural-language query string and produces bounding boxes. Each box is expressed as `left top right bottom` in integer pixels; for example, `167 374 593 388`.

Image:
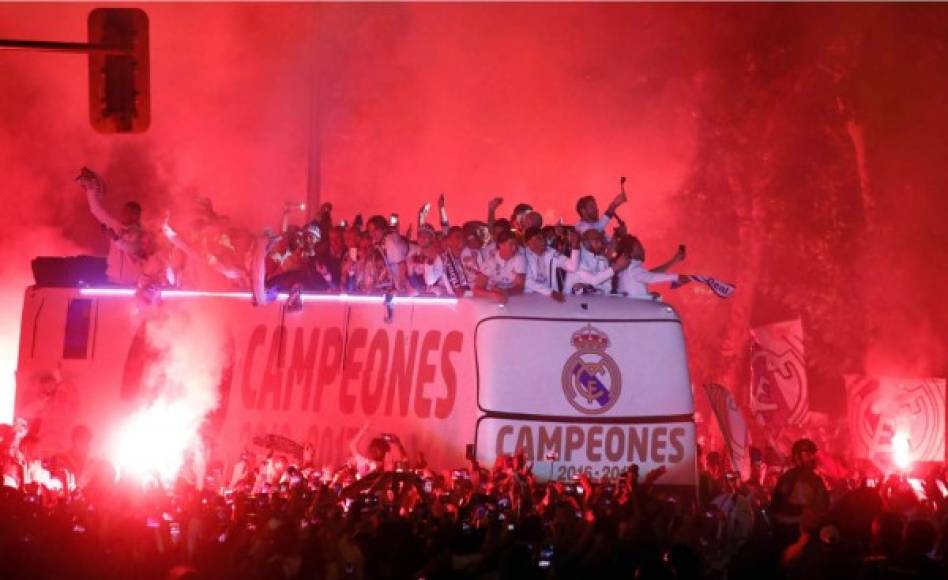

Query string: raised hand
76 167 103 192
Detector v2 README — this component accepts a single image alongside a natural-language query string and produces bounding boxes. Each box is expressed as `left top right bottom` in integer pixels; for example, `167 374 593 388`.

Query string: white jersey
480 240 497 262
616 261 678 299
574 214 612 236
524 248 580 296
83 180 144 285
565 248 614 294
105 231 145 285
377 233 409 289
406 242 433 291
381 233 408 264
460 246 484 283
479 252 526 290
405 242 425 276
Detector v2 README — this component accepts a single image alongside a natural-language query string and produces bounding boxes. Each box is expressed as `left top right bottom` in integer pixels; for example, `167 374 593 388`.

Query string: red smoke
0 3 945 424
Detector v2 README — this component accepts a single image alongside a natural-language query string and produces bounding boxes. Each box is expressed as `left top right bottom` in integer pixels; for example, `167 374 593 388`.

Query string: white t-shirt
616 261 678 299
378 233 409 288
405 242 431 290
574 214 612 236
460 246 484 282
525 248 579 296
481 240 497 262
479 252 526 290
381 233 409 264
565 248 614 294
83 176 144 285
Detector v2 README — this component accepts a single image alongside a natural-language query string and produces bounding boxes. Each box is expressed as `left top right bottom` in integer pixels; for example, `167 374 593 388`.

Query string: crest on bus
561 325 622 415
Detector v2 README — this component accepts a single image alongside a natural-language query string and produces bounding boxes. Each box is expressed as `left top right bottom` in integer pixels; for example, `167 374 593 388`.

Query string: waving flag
749 319 809 431
704 383 750 478
672 275 736 299
691 276 736 299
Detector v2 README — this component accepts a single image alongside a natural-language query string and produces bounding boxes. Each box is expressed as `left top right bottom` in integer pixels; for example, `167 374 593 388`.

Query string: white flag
690 275 736 299
845 375 946 469
749 319 808 429
704 383 750 479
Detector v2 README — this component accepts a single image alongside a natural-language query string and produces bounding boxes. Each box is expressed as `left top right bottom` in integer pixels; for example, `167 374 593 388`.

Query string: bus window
62 299 93 359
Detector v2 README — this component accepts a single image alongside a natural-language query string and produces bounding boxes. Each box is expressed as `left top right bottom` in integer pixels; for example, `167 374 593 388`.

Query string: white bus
16 287 696 487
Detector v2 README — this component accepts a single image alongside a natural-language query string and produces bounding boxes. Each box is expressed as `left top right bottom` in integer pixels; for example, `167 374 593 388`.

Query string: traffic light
88 8 150 133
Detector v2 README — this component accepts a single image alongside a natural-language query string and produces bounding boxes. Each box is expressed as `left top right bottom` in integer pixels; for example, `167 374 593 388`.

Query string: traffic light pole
0 39 130 55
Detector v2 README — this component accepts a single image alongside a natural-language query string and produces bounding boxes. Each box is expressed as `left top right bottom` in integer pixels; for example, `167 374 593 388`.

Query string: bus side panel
224 300 477 470
16 289 85 452
16 290 479 472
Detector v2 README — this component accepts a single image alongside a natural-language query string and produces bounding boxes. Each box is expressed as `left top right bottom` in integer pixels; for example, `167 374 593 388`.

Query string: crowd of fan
3 419 948 580
76 168 689 307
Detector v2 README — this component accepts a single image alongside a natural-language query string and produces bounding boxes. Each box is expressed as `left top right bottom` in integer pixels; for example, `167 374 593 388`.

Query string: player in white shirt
474 230 526 303
565 229 631 294
424 226 474 296
77 167 145 285
574 191 629 237
460 244 483 281
522 227 581 302
406 224 439 293
481 217 511 263
615 236 688 299
367 215 409 292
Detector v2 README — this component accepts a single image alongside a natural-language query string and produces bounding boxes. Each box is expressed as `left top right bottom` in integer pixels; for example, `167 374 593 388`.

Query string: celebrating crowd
76 168 698 307
3 416 948 580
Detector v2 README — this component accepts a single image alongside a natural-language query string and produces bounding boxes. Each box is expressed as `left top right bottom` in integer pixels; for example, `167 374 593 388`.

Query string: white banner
476 416 696 485
846 375 946 467
704 383 749 479
749 319 808 429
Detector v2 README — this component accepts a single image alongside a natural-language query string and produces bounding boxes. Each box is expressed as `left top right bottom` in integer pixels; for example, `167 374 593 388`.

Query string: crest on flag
749 319 808 428
561 325 622 415
846 375 945 468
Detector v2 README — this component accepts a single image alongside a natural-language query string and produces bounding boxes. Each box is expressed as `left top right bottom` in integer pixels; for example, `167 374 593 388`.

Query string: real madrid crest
561 324 622 415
